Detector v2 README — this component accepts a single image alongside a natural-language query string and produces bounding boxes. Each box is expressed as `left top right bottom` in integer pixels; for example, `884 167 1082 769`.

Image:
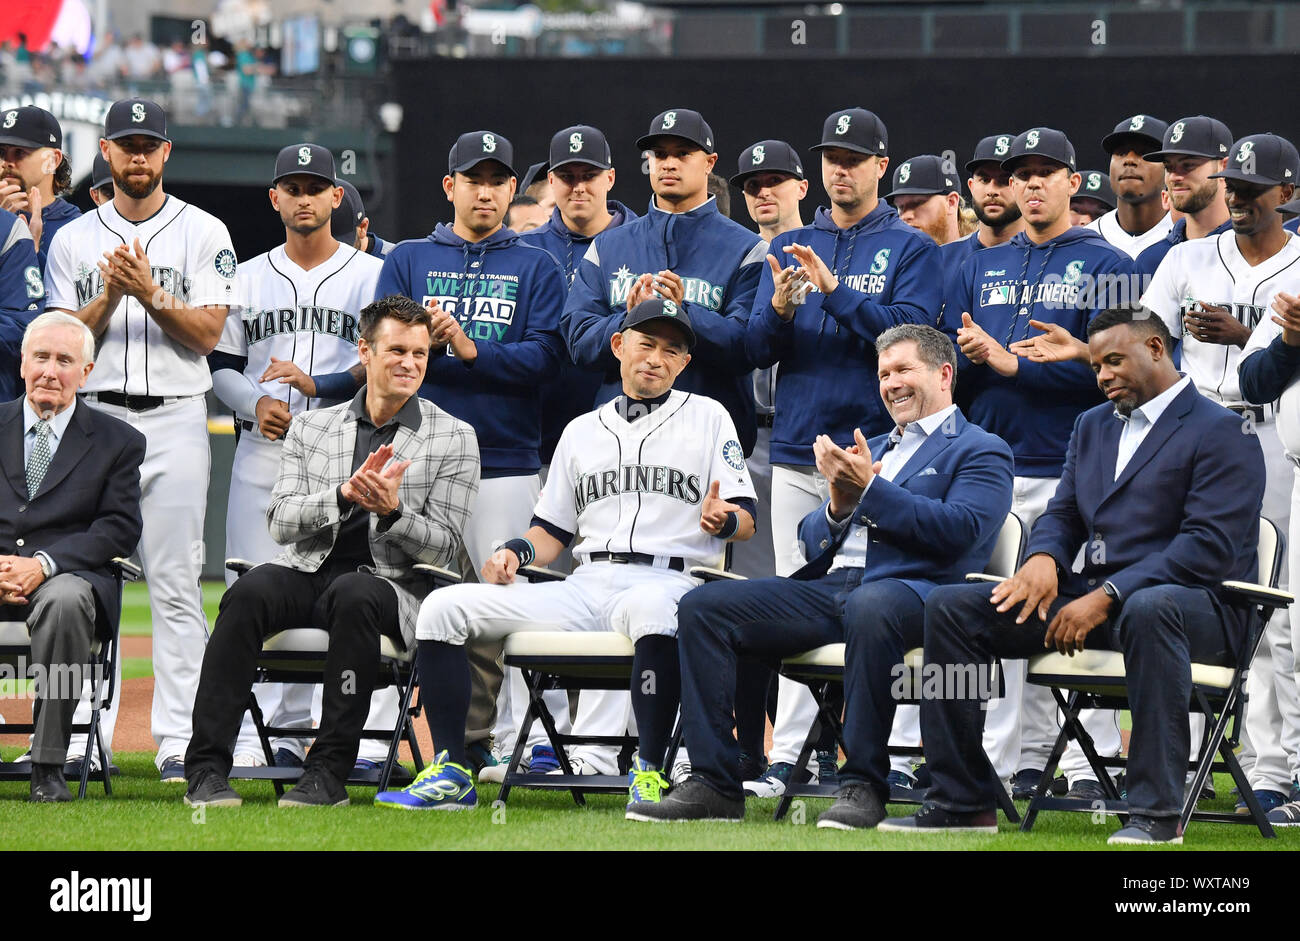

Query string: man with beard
885 154 961 246
1088 115 1174 258
941 135 1025 282
42 98 237 782
0 105 82 275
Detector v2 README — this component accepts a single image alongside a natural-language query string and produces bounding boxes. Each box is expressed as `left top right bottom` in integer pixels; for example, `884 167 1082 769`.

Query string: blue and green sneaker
626 756 670 818
374 750 476 811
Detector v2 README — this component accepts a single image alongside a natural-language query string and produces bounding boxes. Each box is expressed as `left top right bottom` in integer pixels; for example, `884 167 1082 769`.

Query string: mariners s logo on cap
298 146 312 166
1169 122 1185 144
836 114 851 135
1237 141 1255 163
663 299 679 316
1128 115 1146 131
482 133 497 153
752 145 765 165
1026 130 1040 149
661 111 677 130
994 135 1011 156
898 162 912 184
1086 172 1102 191
2 111 14 129
569 132 583 153
131 102 146 123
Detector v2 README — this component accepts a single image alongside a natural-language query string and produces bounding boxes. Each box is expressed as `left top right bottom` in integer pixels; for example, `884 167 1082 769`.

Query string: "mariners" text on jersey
75 265 190 308
574 463 703 514
243 306 360 345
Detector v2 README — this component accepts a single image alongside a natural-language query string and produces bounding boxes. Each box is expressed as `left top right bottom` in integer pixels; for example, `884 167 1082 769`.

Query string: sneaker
232 752 267 768
625 757 670 817
273 748 304 769
184 770 242 808
742 761 813 798
626 776 744 823
1234 789 1288 815
526 745 560 775
886 769 917 801
63 754 120 779
477 757 512 785
817 783 886 830
877 802 998 834
1011 768 1045 800
1290 779 1300 803
374 751 476 811
545 755 601 776
465 740 497 774
1066 778 1108 801
159 756 185 784
737 752 767 781
353 757 414 786
1265 799 1300 827
816 749 839 786
670 753 692 786
1108 814 1183 845
279 766 349 807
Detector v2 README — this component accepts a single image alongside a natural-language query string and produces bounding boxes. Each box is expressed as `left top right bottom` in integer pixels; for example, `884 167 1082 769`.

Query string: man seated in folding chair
632 324 1014 826
374 298 757 815
1 312 145 802
182 295 480 808
884 306 1265 843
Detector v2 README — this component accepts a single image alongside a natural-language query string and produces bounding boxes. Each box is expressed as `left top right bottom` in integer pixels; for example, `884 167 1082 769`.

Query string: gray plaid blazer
267 396 479 645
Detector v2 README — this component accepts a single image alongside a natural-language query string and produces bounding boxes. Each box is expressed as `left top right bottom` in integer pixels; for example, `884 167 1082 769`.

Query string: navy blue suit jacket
794 408 1014 601
1025 382 1264 647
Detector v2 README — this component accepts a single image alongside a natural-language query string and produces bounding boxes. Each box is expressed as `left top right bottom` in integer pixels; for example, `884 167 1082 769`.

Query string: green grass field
5 582 1289 851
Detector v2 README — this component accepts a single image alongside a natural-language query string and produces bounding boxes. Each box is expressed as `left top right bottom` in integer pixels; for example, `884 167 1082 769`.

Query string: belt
588 551 685 572
238 419 257 434
756 412 775 429
88 391 166 411
1228 403 1273 422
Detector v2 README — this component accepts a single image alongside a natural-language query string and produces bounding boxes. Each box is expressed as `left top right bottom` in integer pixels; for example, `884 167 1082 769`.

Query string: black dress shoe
30 763 73 803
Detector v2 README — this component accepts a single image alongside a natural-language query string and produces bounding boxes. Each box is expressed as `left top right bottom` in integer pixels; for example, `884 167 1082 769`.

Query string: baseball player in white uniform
208 144 390 768
41 98 236 781
1142 133 1300 809
373 298 757 814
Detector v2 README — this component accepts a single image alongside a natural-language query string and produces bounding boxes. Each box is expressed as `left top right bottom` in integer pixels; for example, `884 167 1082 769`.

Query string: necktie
27 419 51 497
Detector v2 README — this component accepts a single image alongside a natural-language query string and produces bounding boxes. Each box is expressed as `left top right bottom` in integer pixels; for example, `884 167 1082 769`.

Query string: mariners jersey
44 195 238 396
216 242 381 419
1141 231 1300 407
536 391 756 569
1133 218 1233 279
1086 209 1174 259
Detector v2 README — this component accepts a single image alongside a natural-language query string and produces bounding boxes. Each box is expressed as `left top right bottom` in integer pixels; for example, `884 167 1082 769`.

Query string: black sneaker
279 767 349 807
1108 814 1182 845
1067 778 1108 801
877 801 998 834
737 752 767 782
184 770 242 808
626 777 744 823
816 749 839 785
817 783 886 830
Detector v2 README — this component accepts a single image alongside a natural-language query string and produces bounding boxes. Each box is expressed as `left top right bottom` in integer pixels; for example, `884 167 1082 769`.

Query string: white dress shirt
1114 376 1189 480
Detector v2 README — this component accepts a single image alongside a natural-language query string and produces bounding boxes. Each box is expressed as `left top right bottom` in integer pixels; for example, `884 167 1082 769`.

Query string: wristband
717 511 739 540
502 537 535 567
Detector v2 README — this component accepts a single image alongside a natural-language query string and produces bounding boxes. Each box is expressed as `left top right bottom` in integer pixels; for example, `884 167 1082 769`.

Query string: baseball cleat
374 751 476 811
1265 799 1300 827
742 761 812 799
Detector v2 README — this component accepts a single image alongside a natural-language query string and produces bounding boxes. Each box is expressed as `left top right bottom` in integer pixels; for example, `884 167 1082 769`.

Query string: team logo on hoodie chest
423 270 520 342
608 265 723 309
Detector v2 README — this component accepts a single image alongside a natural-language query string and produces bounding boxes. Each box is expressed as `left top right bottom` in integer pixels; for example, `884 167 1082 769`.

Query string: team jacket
562 196 766 455
0 209 44 400
746 203 942 465
521 201 636 463
376 223 565 476
1133 218 1232 279
940 226 1134 477
35 196 80 276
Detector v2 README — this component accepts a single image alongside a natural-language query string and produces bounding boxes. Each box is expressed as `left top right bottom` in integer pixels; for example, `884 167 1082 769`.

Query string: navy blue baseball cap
731 140 804 187
1211 134 1300 186
1102 114 1168 155
90 153 112 191
1145 116 1233 162
520 161 549 191
331 179 365 239
449 130 517 178
811 108 887 157
621 297 696 349
884 154 958 201
637 109 714 154
1277 197 1300 216
1073 169 1116 210
550 125 612 170
1002 128 1076 172
104 98 169 142
0 105 62 149
965 134 1017 173
273 143 336 186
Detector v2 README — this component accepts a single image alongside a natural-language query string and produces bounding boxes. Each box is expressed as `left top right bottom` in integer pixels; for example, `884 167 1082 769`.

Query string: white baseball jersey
1243 317 1300 459
216 242 381 418
1087 208 1173 259
536 390 756 568
1142 231 1300 406
43 196 238 395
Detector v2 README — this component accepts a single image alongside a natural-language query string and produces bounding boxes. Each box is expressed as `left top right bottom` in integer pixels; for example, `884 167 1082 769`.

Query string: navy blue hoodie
747 203 943 465
940 225 1135 477
376 223 565 475
521 201 636 463
34 196 80 276
562 196 766 455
